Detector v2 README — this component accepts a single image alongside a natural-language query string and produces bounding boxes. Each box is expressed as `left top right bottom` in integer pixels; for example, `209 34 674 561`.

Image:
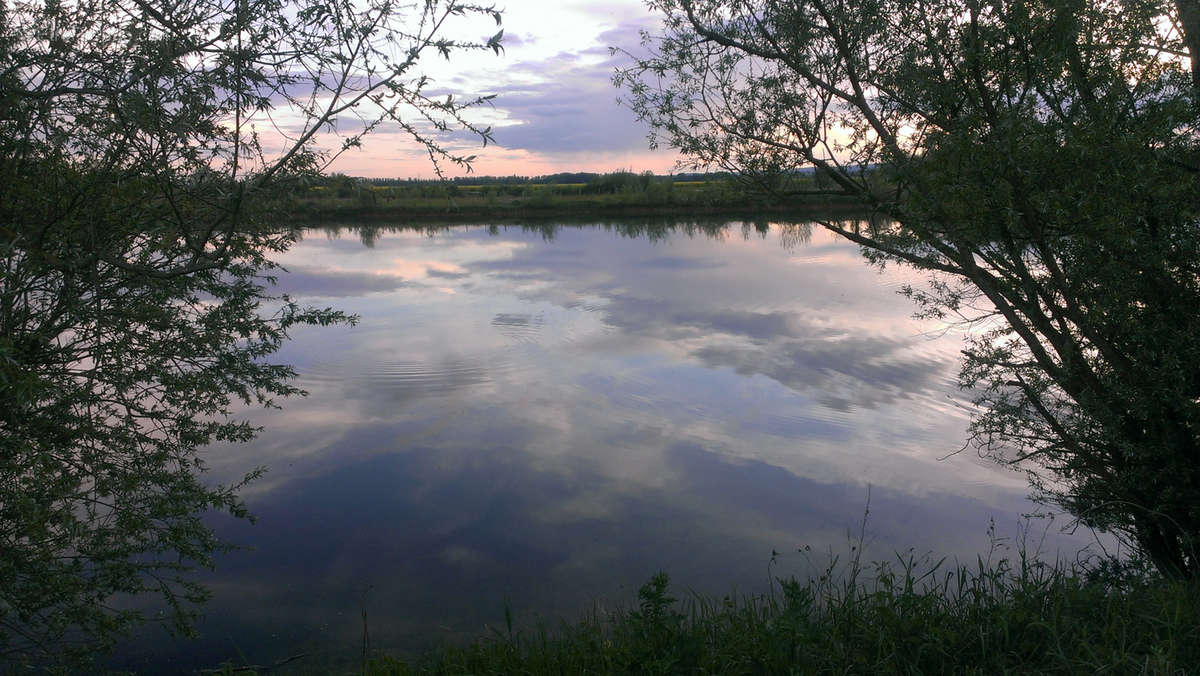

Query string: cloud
693 338 946 411
590 295 947 410
487 19 662 154
426 267 471 279
450 225 954 411
593 296 818 343
271 265 409 297
501 31 532 48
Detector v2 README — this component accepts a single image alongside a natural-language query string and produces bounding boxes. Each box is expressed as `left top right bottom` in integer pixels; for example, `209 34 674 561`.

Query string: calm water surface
115 220 1096 671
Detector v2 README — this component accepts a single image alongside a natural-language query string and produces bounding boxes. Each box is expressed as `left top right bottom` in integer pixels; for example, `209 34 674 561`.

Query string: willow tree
0 0 501 666
617 0 1200 577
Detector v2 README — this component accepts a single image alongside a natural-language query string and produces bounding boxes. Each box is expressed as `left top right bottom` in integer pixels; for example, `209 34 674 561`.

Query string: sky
324 0 686 179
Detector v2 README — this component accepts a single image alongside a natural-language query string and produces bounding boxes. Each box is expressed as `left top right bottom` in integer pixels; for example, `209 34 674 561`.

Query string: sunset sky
325 0 686 179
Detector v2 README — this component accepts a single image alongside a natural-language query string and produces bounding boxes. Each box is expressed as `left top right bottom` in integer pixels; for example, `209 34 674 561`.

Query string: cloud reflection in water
113 222 1098 671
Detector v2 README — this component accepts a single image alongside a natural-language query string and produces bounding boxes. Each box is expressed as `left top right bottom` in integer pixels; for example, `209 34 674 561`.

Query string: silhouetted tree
0 0 501 667
618 0 1200 577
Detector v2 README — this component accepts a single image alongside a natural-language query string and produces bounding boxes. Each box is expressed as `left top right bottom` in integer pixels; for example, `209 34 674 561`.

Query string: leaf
486 28 504 55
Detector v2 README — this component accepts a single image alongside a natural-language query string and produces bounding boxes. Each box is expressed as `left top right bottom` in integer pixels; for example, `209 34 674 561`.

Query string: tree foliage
618 0 1200 577
0 0 500 666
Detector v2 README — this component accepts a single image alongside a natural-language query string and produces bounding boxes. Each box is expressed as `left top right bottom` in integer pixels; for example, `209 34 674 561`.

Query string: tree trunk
1136 513 1194 579
1176 0 1200 94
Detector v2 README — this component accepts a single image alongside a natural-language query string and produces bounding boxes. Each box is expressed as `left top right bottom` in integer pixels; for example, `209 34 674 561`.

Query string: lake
112 219 1097 671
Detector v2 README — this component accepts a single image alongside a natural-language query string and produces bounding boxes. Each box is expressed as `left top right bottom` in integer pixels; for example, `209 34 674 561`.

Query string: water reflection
113 221 1095 672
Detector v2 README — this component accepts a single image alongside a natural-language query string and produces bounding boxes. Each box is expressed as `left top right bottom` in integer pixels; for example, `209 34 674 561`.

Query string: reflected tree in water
311 218 815 246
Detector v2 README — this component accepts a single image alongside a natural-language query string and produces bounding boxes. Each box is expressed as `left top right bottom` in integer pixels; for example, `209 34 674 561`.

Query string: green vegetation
0 0 499 668
620 0 1200 577
5 0 1200 667
371 553 1199 674
285 171 864 222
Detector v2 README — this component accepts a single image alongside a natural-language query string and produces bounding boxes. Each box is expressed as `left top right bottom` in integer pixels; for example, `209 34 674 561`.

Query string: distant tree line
356 170 740 187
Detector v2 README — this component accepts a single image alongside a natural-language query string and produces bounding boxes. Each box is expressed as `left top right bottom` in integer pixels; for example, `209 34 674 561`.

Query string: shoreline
286 195 871 225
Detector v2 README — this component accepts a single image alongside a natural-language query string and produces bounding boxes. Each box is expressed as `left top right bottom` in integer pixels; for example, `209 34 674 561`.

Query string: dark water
113 221 1096 672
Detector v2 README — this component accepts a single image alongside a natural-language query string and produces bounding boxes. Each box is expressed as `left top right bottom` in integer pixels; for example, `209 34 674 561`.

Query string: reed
368 544 1199 675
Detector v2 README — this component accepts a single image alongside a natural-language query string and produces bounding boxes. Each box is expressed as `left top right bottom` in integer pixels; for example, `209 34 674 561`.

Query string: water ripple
491 312 545 345
297 353 520 402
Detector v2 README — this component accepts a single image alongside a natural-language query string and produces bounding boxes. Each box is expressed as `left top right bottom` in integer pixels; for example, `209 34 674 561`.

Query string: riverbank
285 174 869 224
369 558 1199 674
290 198 865 224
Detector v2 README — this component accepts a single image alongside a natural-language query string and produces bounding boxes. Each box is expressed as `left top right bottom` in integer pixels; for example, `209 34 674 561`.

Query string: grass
285 176 865 223
364 543 1200 675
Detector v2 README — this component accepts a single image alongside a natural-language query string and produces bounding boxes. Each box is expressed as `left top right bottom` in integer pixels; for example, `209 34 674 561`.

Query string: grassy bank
366 553 1199 675
286 173 866 223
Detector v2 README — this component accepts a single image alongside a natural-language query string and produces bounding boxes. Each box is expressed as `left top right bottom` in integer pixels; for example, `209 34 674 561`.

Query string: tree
617 0 1200 577
0 0 501 666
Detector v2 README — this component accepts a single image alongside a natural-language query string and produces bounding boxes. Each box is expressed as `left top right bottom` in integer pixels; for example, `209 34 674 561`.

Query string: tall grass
368 539 1200 675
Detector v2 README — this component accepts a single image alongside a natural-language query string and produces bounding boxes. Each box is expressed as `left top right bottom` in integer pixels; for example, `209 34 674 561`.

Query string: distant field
285 172 857 222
